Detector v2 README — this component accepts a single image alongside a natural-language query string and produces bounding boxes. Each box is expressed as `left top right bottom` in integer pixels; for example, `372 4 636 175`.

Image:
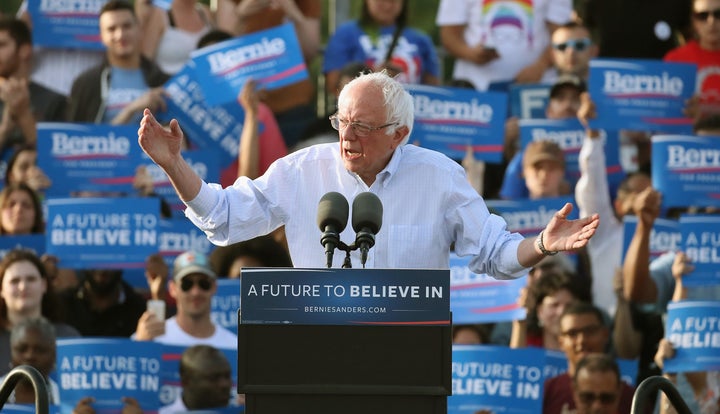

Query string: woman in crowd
0 249 79 375
511 270 589 350
135 0 215 75
4 145 51 194
323 0 440 96
0 183 43 235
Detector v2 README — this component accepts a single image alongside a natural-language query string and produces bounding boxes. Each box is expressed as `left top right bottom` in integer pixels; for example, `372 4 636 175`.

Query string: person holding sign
0 17 66 150
68 0 170 125
322 0 440 96
664 0 720 117
139 70 600 276
214 0 320 149
133 251 237 348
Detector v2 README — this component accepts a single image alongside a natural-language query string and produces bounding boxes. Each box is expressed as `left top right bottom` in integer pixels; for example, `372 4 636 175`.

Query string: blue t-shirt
323 21 439 84
103 66 149 124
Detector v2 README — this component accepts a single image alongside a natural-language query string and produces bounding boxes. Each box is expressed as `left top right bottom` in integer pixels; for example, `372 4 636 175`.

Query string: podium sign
238 268 452 414
240 268 450 325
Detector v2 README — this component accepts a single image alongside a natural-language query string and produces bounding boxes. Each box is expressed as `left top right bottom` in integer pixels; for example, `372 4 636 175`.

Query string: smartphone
147 299 166 321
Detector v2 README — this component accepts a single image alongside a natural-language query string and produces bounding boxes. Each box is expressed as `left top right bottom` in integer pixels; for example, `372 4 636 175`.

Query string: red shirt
664 40 720 113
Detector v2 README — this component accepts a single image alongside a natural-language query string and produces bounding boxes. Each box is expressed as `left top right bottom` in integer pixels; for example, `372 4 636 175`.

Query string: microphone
317 192 349 268
352 192 383 268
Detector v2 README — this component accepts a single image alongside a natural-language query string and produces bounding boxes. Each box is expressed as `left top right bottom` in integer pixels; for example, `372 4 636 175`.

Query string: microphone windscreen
352 192 383 234
317 192 349 231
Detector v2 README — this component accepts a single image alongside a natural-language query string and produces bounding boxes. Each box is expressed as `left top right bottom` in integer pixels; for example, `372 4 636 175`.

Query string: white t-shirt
436 0 572 90
148 316 237 350
158 393 187 414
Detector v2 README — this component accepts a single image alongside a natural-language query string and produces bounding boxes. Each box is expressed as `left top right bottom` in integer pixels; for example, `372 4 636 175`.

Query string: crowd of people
0 0 719 413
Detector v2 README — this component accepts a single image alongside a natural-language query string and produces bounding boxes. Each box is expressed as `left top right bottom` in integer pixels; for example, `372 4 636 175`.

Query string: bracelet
536 230 558 256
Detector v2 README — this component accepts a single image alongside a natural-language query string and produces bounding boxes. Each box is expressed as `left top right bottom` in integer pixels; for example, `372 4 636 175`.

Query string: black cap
549 74 586 99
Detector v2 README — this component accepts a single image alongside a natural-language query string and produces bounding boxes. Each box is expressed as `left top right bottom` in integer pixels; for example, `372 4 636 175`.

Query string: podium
237 268 452 414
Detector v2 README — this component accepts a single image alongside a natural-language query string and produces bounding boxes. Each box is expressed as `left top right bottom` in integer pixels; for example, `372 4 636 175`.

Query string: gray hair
10 317 56 346
338 71 414 145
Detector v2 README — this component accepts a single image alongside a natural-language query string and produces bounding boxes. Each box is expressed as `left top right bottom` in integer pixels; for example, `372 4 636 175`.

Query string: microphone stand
335 241 353 268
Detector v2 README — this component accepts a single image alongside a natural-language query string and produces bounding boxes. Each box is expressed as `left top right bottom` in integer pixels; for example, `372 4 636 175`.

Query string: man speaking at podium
137 71 599 275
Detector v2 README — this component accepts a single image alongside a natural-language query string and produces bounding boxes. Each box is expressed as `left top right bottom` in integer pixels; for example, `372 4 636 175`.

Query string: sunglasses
693 9 720 21
180 278 212 292
552 38 592 52
578 391 617 405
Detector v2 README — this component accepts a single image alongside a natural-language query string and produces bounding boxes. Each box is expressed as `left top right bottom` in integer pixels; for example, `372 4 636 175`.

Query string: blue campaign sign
2 405 61 414
240 268 450 325
56 338 163 414
449 254 526 324
37 123 145 196
519 120 623 189
159 344 238 407
158 218 214 266
449 345 546 414
211 278 240 334
486 197 577 237
509 84 551 119
621 216 681 263
405 84 507 162
46 197 160 269
28 0 106 49
189 23 308 107
0 234 46 258
141 149 221 216
680 215 720 286
160 65 247 167
664 301 720 372
652 135 720 208
588 59 696 133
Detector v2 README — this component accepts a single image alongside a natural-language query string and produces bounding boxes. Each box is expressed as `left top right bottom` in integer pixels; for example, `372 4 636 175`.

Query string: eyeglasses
180 277 212 292
552 38 592 52
693 9 720 21
329 114 398 137
578 391 618 405
560 325 602 339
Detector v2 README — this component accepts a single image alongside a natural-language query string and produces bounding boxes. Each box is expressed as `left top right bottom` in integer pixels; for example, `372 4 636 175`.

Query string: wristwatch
536 230 558 256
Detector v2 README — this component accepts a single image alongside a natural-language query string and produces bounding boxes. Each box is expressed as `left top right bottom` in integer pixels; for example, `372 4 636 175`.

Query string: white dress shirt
185 143 526 279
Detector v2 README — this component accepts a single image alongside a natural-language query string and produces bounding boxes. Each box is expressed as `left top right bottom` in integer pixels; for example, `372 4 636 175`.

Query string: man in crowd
548 21 597 82
67 0 168 124
62 269 146 337
544 302 635 413
133 251 236 348
0 17 65 151
138 71 599 274
572 354 625 414
159 345 234 414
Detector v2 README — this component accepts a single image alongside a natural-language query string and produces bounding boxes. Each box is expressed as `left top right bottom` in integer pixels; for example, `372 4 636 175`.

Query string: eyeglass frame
552 38 592 52
329 114 399 137
693 8 720 21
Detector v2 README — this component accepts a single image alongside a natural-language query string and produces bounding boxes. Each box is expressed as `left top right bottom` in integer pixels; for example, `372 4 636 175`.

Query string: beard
84 270 123 296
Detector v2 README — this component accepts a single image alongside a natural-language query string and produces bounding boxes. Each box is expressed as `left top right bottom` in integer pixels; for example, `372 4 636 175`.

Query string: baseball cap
549 74 586 99
173 251 216 283
523 140 565 168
